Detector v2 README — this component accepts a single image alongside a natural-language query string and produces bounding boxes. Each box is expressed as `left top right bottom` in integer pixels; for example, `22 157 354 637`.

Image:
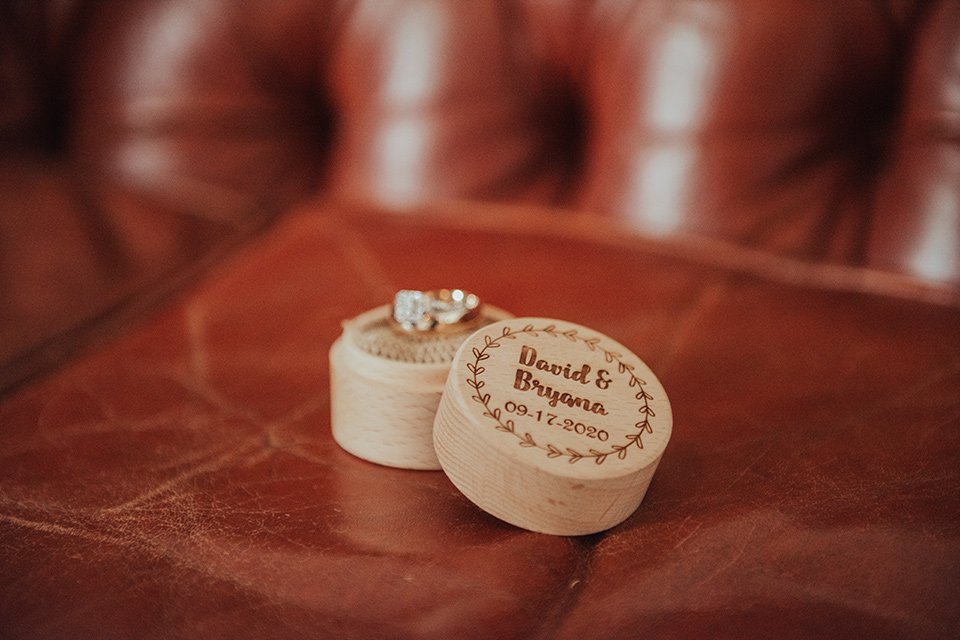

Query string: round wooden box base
329 304 511 470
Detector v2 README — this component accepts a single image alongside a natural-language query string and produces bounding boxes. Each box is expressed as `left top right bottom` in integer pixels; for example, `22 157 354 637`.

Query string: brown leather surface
3 203 959 638
1 1 959 637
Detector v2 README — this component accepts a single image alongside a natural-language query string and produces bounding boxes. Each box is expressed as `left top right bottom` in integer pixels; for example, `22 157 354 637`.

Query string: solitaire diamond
393 290 428 330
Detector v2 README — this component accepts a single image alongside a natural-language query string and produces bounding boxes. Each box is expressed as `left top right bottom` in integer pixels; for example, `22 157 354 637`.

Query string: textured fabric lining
353 316 497 364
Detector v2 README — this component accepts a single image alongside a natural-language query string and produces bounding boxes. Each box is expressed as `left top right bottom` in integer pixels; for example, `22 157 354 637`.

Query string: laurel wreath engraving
466 324 654 464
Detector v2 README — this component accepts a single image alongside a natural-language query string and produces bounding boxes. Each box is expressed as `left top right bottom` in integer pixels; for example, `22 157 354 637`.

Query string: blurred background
2 0 958 389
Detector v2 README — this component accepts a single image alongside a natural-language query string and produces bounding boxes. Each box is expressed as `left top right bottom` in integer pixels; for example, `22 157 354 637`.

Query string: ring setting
392 289 482 333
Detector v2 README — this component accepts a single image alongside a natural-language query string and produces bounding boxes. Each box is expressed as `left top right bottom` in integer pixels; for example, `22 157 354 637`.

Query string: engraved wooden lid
433 318 672 535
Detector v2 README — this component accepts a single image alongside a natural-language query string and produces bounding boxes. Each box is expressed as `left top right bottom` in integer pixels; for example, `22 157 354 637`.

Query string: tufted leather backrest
3 0 959 286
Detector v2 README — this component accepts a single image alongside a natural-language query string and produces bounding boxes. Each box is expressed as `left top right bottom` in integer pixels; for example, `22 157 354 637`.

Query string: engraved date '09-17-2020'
501 400 611 442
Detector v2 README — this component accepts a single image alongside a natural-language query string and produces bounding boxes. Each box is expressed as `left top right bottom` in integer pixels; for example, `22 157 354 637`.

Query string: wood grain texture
435 318 672 535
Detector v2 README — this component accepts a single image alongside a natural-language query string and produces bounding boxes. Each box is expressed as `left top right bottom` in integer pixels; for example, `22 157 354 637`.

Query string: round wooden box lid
434 318 672 535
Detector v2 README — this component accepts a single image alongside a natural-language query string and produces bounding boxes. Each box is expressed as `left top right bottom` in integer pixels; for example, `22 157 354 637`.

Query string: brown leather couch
2 1 958 638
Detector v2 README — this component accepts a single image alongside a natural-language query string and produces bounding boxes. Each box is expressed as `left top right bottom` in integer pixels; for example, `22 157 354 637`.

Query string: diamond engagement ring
391 289 482 333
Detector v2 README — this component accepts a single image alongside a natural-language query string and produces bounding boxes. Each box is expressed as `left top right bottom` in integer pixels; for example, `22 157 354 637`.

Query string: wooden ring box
330 309 672 535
